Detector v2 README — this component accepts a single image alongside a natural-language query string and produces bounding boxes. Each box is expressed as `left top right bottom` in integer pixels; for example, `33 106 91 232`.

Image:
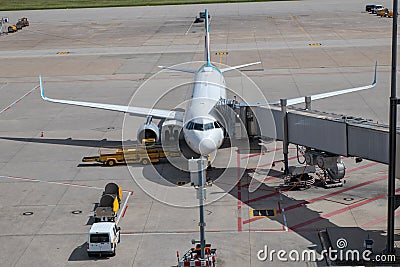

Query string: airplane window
186 121 194 130
204 123 214 130
193 123 204 131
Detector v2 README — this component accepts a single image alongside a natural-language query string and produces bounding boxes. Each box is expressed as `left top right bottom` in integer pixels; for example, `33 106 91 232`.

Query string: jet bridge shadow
140 163 399 265
213 168 398 266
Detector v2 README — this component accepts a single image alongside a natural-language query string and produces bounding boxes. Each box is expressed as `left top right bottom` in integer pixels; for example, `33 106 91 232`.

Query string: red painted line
346 162 379 174
239 147 294 160
122 205 128 218
284 175 387 212
241 152 266 160
237 150 242 232
243 174 387 225
291 187 400 230
256 155 299 169
361 210 400 228
243 190 279 205
241 174 282 188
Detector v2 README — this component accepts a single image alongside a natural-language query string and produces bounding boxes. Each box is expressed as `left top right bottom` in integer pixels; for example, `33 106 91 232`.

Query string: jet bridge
232 100 400 180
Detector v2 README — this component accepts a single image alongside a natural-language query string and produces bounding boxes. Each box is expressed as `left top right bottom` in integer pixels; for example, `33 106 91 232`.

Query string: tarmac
0 0 398 266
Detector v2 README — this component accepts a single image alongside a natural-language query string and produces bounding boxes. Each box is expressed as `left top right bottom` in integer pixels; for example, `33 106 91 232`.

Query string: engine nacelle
137 121 160 143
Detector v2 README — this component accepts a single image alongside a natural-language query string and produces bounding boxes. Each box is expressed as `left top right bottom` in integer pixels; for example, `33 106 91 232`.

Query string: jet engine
137 116 160 143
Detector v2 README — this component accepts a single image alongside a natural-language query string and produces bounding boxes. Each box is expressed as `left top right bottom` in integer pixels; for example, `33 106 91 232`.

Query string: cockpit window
214 121 222 128
204 122 214 130
193 123 202 131
186 121 216 131
186 121 194 130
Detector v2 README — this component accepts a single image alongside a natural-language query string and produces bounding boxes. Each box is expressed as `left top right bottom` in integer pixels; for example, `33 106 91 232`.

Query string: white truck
87 222 120 257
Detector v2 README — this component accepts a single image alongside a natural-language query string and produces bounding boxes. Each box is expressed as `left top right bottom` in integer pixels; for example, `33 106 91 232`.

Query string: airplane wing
220 62 261 73
238 63 377 107
39 76 184 121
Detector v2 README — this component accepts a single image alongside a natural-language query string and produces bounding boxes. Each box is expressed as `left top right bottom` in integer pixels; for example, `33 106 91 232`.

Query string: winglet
204 9 211 67
373 61 377 85
39 75 47 100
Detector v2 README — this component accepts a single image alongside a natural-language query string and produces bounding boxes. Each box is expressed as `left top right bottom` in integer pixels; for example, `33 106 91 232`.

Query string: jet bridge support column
305 96 311 110
387 0 399 254
280 99 289 175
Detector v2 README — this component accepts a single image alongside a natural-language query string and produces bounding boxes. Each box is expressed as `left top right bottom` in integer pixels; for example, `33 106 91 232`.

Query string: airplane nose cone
198 138 217 155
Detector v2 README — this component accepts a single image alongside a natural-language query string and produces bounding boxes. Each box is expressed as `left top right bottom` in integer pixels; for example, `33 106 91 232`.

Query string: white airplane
39 9 377 156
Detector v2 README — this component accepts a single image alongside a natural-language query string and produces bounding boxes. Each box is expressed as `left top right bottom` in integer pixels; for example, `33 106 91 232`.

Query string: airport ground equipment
283 164 316 189
15 21 23 30
87 222 120 257
371 5 384 13
19 17 29 27
0 17 8 34
177 243 217 267
366 5 375 12
82 139 180 166
94 183 122 222
7 25 17 33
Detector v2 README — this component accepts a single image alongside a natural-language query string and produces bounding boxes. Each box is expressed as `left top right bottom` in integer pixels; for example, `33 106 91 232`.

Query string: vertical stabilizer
204 9 211 66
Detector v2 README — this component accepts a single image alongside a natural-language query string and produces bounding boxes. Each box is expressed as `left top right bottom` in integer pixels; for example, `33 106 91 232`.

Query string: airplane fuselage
183 64 226 155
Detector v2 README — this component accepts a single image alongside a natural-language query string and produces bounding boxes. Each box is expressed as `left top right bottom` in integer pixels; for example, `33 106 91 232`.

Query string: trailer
94 183 122 222
82 139 180 167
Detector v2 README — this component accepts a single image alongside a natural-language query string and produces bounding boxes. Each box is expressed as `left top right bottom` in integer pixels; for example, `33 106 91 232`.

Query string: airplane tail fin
204 9 211 66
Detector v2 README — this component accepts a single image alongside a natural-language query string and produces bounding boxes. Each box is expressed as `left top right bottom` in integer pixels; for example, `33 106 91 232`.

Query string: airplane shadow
0 136 138 148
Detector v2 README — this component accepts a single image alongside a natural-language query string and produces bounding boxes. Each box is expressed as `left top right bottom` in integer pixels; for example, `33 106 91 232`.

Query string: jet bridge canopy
250 104 400 173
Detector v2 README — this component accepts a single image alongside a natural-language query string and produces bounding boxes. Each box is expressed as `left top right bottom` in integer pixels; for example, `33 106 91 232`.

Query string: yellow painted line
249 208 277 218
290 15 316 44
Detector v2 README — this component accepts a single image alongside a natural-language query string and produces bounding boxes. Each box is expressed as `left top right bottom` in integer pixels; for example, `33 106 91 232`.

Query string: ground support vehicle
7 25 17 33
94 183 122 222
177 244 217 267
87 222 120 257
82 139 180 167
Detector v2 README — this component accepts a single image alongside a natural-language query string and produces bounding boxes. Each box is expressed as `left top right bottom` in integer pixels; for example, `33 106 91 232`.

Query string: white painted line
121 228 288 236
116 191 131 224
0 85 38 115
0 83 8 91
279 189 289 232
0 175 104 190
185 20 195 35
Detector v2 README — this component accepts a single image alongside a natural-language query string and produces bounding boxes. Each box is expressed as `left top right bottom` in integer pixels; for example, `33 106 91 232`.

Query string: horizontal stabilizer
158 66 197 73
